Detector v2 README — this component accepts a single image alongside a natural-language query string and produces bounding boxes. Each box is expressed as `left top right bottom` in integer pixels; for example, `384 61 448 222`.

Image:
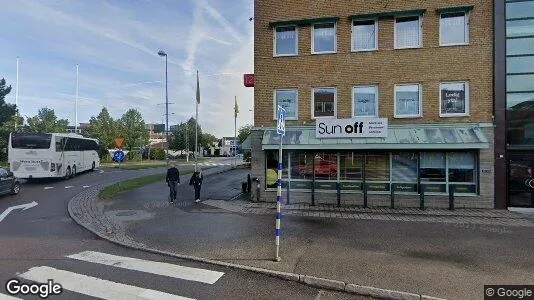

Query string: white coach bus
7 132 100 180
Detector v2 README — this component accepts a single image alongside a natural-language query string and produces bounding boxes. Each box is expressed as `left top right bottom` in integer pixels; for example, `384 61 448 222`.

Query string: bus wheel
91 162 95 171
65 166 71 179
72 165 77 178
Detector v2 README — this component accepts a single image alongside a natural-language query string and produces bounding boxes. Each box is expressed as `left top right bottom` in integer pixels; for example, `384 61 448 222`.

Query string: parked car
0 167 21 196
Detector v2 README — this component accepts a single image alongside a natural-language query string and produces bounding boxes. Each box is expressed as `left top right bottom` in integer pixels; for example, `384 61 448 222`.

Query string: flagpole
15 57 19 130
75 64 79 133
234 96 237 168
195 70 199 172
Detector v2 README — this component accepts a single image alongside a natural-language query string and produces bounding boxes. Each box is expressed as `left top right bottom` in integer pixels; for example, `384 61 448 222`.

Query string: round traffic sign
113 150 125 162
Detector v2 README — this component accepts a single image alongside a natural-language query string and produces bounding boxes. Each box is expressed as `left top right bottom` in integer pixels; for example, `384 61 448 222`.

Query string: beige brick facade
251 0 496 208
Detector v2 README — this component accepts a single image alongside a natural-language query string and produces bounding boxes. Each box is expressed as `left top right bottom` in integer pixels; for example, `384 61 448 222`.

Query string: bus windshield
11 133 52 149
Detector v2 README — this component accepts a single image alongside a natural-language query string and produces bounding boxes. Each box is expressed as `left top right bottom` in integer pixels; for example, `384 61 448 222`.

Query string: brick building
250 0 496 208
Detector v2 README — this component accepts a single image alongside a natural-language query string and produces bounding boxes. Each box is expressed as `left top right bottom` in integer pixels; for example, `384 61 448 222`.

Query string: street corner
103 209 155 222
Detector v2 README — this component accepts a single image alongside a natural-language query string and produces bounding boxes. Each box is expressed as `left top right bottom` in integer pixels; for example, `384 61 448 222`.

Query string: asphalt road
0 157 366 300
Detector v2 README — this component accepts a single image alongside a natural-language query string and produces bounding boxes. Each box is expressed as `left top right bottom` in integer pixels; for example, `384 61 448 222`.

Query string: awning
241 135 252 150
261 123 490 150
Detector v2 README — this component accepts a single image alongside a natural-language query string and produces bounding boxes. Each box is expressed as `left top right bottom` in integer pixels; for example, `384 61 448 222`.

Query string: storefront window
265 150 288 189
340 152 363 180
392 153 418 182
290 151 314 180
420 152 446 182
448 152 475 182
313 153 337 180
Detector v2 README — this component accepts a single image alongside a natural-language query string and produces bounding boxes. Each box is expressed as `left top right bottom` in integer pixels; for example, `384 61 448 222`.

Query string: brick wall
254 0 493 127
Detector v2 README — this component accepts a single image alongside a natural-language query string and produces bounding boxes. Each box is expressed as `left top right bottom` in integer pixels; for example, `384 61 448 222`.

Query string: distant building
219 136 238 156
66 123 89 134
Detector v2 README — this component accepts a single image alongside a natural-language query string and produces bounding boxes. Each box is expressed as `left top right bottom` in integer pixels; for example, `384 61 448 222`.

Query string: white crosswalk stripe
13 251 225 300
0 293 22 299
67 251 224 284
19 266 195 300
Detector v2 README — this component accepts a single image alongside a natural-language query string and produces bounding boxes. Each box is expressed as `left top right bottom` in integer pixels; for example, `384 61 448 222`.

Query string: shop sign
291 181 312 190
314 182 337 190
393 183 418 193
316 118 387 138
340 182 362 191
365 183 390 192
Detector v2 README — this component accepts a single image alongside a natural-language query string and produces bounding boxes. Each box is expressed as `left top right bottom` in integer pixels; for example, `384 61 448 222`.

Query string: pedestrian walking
166 163 180 203
189 170 203 202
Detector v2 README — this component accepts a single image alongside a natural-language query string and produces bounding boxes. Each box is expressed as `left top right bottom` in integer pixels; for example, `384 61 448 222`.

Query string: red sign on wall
244 74 254 87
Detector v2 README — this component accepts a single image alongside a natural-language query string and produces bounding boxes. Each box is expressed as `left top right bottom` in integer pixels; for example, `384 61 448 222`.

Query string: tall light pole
15 57 19 130
75 64 79 133
158 50 169 168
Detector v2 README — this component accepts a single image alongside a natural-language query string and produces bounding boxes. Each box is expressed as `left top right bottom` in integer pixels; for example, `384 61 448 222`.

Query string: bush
126 151 142 161
101 153 113 163
244 151 252 162
150 148 166 160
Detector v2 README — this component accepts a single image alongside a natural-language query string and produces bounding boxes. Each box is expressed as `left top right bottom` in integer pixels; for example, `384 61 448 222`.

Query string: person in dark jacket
189 170 203 202
166 163 180 203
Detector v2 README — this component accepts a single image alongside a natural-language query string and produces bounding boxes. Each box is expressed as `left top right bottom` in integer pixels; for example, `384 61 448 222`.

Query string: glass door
508 152 534 207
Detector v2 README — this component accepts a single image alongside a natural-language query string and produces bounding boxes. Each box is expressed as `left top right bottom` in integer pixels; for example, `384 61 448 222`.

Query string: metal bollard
449 185 455 210
363 184 368 208
256 178 260 202
337 182 341 207
286 180 290 205
311 182 315 206
390 183 395 209
419 185 425 210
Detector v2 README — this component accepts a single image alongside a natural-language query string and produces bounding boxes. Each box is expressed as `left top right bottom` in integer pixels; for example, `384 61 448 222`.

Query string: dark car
0 167 21 196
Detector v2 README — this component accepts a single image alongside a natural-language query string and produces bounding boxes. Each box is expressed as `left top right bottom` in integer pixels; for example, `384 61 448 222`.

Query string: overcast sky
0 0 254 138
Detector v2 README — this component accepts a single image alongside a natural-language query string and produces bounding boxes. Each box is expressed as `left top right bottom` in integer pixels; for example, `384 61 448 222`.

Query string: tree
0 78 18 161
201 133 218 149
117 109 149 152
88 107 117 149
24 108 68 133
237 124 253 144
169 117 202 151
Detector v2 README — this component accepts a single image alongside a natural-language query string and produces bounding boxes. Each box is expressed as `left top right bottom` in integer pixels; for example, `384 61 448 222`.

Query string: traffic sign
243 74 254 87
113 150 125 162
114 136 125 148
276 105 286 136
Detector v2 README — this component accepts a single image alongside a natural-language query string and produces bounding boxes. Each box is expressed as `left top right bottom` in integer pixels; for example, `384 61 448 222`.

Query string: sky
0 0 254 138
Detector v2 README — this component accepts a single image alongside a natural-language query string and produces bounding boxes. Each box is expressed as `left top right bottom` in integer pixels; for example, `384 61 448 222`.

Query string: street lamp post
158 50 169 168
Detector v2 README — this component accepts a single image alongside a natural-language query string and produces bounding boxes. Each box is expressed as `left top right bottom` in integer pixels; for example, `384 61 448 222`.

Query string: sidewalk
68 167 534 300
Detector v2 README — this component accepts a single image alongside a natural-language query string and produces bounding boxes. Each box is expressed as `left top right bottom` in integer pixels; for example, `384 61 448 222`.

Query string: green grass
98 170 194 200
100 157 212 170
0 161 7 168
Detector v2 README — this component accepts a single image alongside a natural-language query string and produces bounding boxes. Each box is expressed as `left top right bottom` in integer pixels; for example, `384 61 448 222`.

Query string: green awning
349 9 426 20
436 5 474 14
241 135 252 150
261 123 490 150
269 17 339 27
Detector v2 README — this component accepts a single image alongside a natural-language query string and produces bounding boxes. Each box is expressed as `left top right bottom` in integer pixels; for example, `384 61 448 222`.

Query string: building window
274 89 298 120
352 20 377 51
440 82 469 117
392 152 419 193
394 84 421 118
314 153 338 181
265 150 288 189
440 12 469 46
312 23 336 53
312 87 336 118
506 1 534 19
394 16 421 49
274 26 297 56
353 85 378 117
420 152 446 193
447 152 477 194
507 56 534 74
365 153 390 192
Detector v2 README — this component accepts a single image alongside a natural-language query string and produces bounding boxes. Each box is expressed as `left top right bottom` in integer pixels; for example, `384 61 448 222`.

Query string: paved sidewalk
68 167 534 300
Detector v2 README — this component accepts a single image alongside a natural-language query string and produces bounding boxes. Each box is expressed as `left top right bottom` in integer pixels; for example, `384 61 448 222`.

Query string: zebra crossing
2 251 224 300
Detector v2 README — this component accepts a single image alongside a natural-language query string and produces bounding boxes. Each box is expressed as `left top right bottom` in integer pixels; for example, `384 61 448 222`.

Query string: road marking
0 201 38 223
99 170 104 174
64 186 73 189
18 266 195 300
83 185 90 188
44 186 54 190
0 293 22 299
67 251 224 284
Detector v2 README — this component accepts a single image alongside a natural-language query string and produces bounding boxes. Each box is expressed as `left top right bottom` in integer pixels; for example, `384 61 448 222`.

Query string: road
0 157 365 299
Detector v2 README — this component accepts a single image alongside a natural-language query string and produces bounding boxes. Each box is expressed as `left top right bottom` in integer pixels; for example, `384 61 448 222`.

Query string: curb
67 168 445 300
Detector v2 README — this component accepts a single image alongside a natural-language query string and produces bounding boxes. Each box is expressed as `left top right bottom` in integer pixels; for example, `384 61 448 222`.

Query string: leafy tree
170 118 202 151
24 108 68 133
201 133 218 149
88 107 117 149
117 109 149 152
150 148 165 160
0 78 18 161
237 124 252 144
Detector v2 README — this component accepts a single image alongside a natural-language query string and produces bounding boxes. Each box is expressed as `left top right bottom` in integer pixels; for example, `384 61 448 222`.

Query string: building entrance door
508 152 534 207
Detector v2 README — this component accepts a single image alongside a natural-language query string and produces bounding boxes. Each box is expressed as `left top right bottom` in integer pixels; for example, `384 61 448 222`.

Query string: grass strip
98 170 193 201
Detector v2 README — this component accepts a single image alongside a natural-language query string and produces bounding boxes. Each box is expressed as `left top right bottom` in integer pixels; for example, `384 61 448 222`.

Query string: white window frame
311 87 337 119
439 81 470 117
351 19 378 52
439 11 469 46
273 88 298 120
311 22 337 54
394 83 422 118
273 25 298 57
394 15 423 49
352 85 379 117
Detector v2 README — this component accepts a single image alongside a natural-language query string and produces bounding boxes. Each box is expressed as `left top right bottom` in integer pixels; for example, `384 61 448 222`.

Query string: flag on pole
196 70 200 104
234 96 239 118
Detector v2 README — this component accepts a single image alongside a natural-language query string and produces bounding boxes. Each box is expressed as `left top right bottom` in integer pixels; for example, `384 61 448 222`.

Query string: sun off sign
316 118 388 138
